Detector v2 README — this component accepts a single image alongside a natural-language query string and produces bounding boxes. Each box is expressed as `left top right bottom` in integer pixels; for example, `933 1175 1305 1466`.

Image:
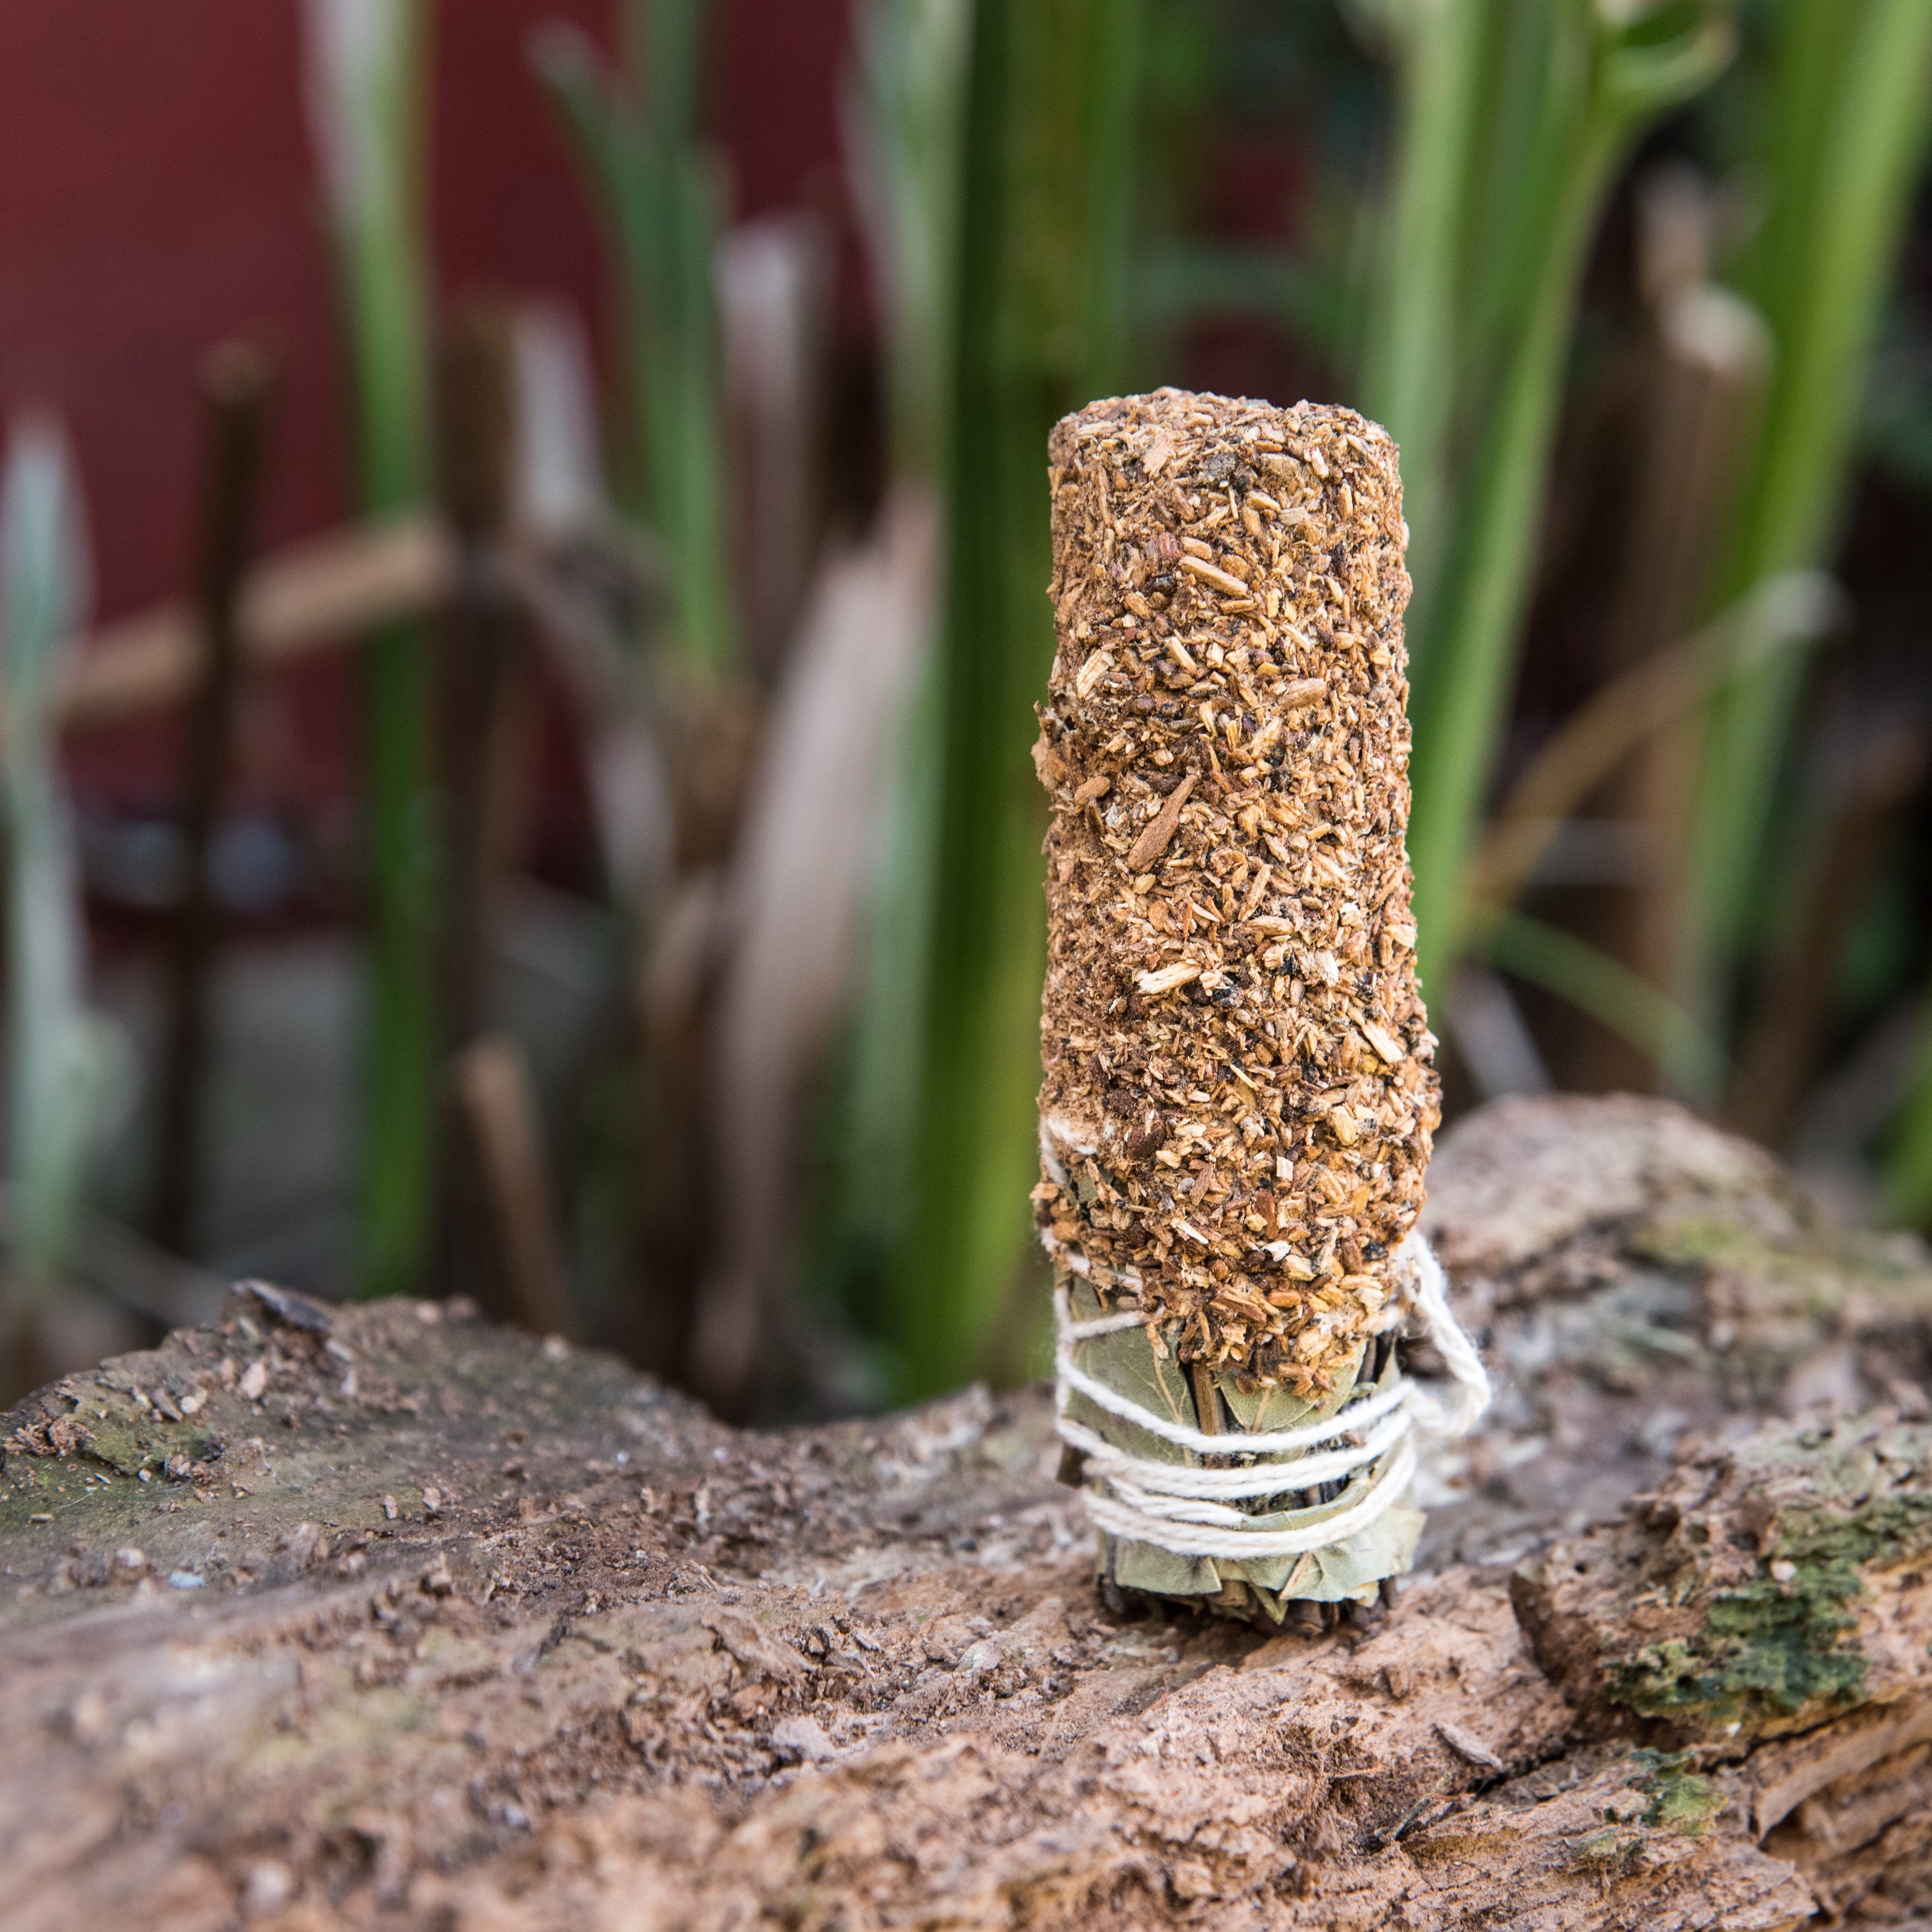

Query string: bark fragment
1515 1412 1932 1749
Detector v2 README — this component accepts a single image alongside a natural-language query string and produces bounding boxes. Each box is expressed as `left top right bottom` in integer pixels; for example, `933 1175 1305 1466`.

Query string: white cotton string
1057 1400 1414 1500
1064 1306 1156 1338
1081 1437 1421 1560
1399 1233 1490 1436
1056 1343 1413 1456
1054 1230 1487 1564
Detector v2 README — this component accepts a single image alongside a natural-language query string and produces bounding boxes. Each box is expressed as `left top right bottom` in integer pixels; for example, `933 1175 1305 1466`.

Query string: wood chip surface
1034 388 1440 1393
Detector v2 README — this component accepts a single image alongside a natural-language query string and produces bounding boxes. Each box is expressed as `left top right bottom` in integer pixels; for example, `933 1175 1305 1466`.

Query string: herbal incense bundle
1034 388 1473 1627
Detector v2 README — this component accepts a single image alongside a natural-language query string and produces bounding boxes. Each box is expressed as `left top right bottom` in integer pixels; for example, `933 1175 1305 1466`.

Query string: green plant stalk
890 0 1143 1399
1889 1017 1932 1231
846 0 973 486
1406 140 1610 996
1682 0 1932 1067
1357 0 1485 639
1401 3 1734 999
308 0 440 1297
801 0 968 1360
623 0 702 140
1078 0 1146 403
1134 242 1343 350
0 423 104 1298
1480 909 1725 1101
535 4 734 674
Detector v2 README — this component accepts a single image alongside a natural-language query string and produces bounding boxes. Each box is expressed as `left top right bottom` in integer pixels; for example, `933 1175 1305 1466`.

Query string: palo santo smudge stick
1034 389 1439 1393
1033 390 1478 1625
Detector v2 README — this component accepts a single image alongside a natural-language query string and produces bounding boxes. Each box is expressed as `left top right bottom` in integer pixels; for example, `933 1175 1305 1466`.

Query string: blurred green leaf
1684 0 1932 1075
0 419 113 1290
1484 908 1727 1099
1383 0 1736 998
846 0 974 484
887 0 1148 1399
1135 242 1350 356
304 0 440 1299
533 4 735 674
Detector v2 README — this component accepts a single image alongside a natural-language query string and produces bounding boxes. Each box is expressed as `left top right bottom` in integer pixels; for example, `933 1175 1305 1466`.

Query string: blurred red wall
0 0 848 626
0 0 848 889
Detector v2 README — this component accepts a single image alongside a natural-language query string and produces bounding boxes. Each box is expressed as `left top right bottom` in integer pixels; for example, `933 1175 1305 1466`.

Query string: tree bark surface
6 1094 1932 1929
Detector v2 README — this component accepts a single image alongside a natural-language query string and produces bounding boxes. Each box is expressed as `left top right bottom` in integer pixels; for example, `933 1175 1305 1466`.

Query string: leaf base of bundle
1096 1529 1415 1631
1059 1267 1422 1627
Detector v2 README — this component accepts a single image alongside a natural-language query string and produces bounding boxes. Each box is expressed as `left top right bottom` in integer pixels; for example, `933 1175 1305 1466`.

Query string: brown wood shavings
1034 388 1441 1394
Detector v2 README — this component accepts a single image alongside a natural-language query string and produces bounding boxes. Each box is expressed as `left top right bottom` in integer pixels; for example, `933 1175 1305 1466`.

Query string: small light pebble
1769 1559 1797 1583
241 1859 294 1918
771 1714 836 1762
169 1570 206 1590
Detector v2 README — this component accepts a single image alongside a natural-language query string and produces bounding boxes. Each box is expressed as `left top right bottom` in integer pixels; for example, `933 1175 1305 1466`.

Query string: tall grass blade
1079 0 1147 403
532 3 735 674
688 493 940 1406
1469 569 1841 917
1683 0 1932 1068
1353 0 1485 632
1397 1 1734 998
304 0 441 1298
846 0 973 487
890 0 1146 1399
1485 909 1725 1101
801 0 970 1385
0 419 118 1314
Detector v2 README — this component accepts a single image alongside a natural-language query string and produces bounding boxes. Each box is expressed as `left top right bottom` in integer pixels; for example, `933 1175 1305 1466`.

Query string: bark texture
6 1094 1932 1929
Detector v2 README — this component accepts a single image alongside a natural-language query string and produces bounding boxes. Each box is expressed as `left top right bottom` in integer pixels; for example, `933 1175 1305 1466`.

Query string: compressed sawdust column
1034 388 1445 1628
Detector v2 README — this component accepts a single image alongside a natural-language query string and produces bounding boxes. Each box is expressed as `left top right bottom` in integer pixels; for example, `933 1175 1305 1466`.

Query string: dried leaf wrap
1034 389 1441 1397
1062 1279 1424 1613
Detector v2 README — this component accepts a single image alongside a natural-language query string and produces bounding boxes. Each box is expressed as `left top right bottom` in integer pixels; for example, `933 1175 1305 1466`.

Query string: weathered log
5 1094 1932 1929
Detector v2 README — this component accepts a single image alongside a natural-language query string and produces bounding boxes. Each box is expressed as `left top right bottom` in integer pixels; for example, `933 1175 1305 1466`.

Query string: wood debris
1034 388 1440 1393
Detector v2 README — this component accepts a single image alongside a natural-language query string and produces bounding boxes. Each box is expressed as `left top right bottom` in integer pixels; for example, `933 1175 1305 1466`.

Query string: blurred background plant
0 419 130 1392
533 0 736 676
303 0 442 1303
2 0 1931 1412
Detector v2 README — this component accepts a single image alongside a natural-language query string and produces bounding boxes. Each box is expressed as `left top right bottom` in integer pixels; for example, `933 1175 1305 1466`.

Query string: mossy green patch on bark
1768 1448 1932 1571
1603 1566 1867 1731
1630 1200 1932 1327
1630 1752 1725 1836
1602 1424 1932 1734
1520 1410 1932 1748
1562 1751 1726 1876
